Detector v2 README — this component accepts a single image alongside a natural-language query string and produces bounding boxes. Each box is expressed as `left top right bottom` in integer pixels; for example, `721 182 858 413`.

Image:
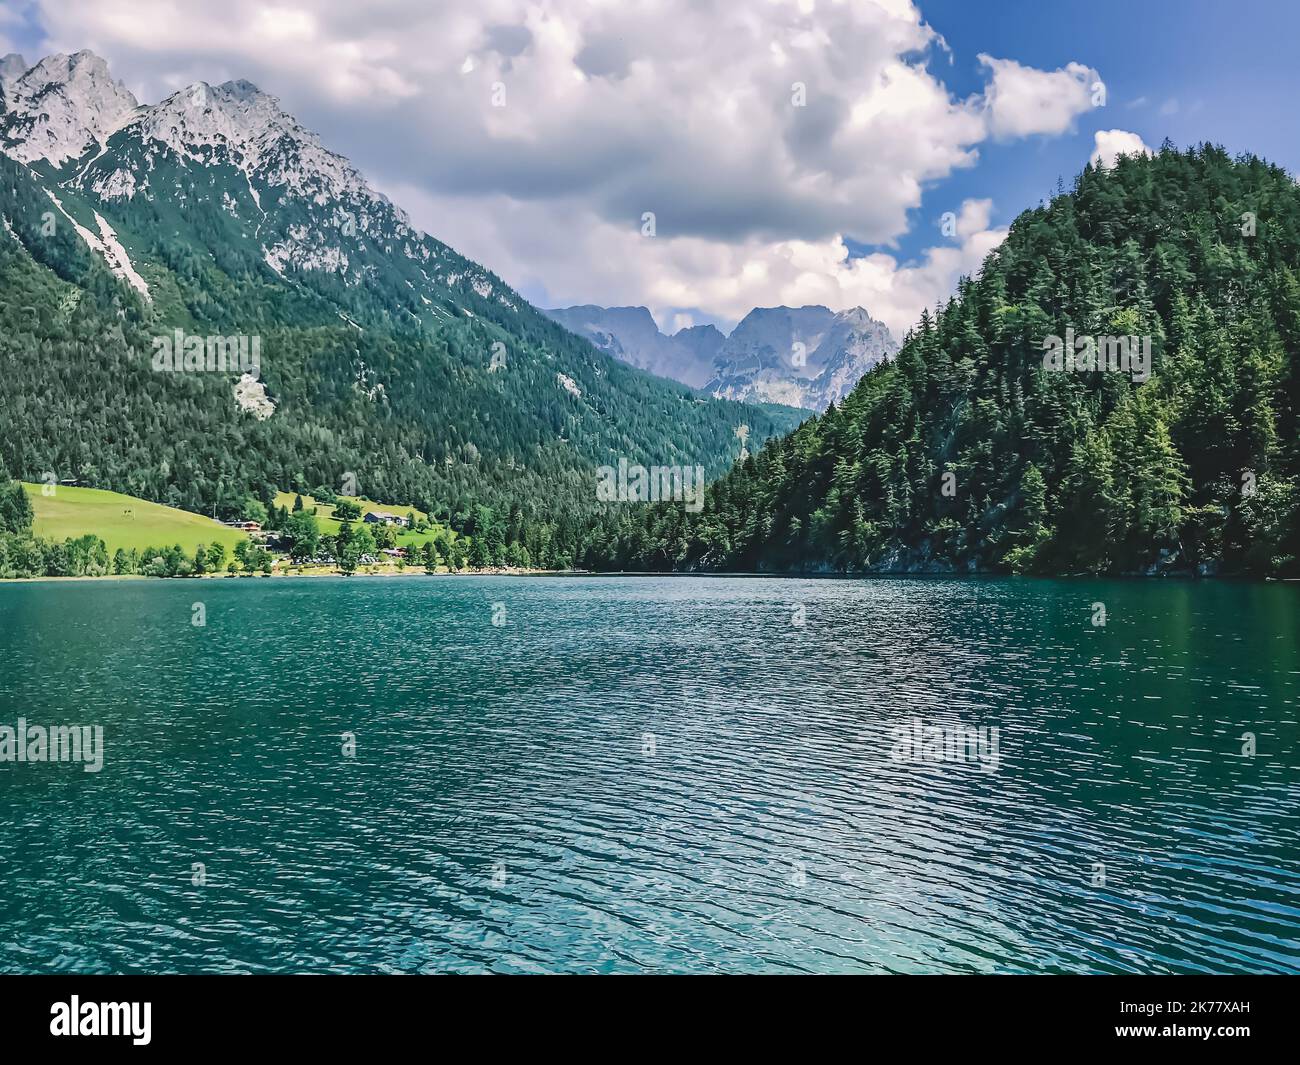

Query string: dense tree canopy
0 152 798 553
578 146 1300 578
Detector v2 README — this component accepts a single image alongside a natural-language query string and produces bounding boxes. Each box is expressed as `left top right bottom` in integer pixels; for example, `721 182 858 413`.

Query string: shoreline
2 567 1294 585
0 565 562 584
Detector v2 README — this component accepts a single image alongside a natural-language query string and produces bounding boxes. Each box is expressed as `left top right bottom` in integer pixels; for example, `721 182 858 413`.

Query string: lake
0 574 1297 973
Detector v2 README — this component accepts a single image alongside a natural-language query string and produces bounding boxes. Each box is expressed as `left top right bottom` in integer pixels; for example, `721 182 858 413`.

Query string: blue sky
5 1 1295 337
881 0 1300 264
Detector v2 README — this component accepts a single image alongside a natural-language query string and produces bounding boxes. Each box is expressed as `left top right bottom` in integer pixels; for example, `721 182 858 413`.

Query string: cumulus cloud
977 54 1102 140
1090 129 1152 169
385 181 1006 338
29 0 1089 333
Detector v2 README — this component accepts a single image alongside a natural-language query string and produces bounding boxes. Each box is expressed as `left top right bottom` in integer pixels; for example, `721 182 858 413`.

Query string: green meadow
21 481 455 561
25 483 249 555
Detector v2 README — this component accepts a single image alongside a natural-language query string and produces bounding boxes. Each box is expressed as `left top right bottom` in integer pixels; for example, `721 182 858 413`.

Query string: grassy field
273 492 452 549
26 483 249 554
21 481 452 562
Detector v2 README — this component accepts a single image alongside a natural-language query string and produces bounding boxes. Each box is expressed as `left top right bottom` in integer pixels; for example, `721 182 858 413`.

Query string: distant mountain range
0 51 803 536
545 303 897 411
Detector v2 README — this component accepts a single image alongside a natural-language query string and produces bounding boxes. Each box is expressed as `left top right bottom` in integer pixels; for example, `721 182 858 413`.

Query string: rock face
0 53 28 98
0 50 514 328
0 51 139 167
0 48 891 417
707 305 896 410
547 303 896 411
233 373 276 420
543 305 723 388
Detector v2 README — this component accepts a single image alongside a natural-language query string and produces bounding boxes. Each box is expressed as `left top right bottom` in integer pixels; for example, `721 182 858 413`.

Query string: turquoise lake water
0 574 1297 973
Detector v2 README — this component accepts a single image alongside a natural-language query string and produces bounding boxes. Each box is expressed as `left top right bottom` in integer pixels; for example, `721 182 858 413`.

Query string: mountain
0 53 29 97
0 51 804 564
544 305 722 387
707 305 896 411
546 302 896 411
576 146 1300 578
0 50 138 167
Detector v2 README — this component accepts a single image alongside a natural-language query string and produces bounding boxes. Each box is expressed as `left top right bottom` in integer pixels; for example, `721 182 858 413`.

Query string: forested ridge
578 146 1300 578
0 149 800 559
6 143 1299 579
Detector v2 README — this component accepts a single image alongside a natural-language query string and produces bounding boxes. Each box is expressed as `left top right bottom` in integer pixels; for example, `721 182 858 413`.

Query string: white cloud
977 53 1102 140
1090 129 1152 169
384 181 1006 337
29 0 1088 333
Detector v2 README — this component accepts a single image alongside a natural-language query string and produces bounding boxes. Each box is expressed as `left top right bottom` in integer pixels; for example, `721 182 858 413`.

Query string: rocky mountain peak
543 306 726 388
547 302 896 410
0 49 478 317
0 49 138 166
141 77 311 160
116 73 396 224
0 53 28 98
707 304 895 410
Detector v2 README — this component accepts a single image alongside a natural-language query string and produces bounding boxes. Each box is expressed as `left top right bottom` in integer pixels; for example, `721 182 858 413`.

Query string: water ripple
0 574 1297 973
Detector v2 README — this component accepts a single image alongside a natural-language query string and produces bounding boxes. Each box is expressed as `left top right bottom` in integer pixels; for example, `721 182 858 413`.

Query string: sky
2 0 1297 338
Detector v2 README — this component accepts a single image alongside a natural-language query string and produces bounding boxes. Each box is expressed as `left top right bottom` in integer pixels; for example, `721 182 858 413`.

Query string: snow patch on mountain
92 211 150 300
42 187 150 301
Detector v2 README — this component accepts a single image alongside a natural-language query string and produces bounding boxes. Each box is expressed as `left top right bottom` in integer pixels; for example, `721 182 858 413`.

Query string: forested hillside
0 59 801 556
580 146 1300 577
